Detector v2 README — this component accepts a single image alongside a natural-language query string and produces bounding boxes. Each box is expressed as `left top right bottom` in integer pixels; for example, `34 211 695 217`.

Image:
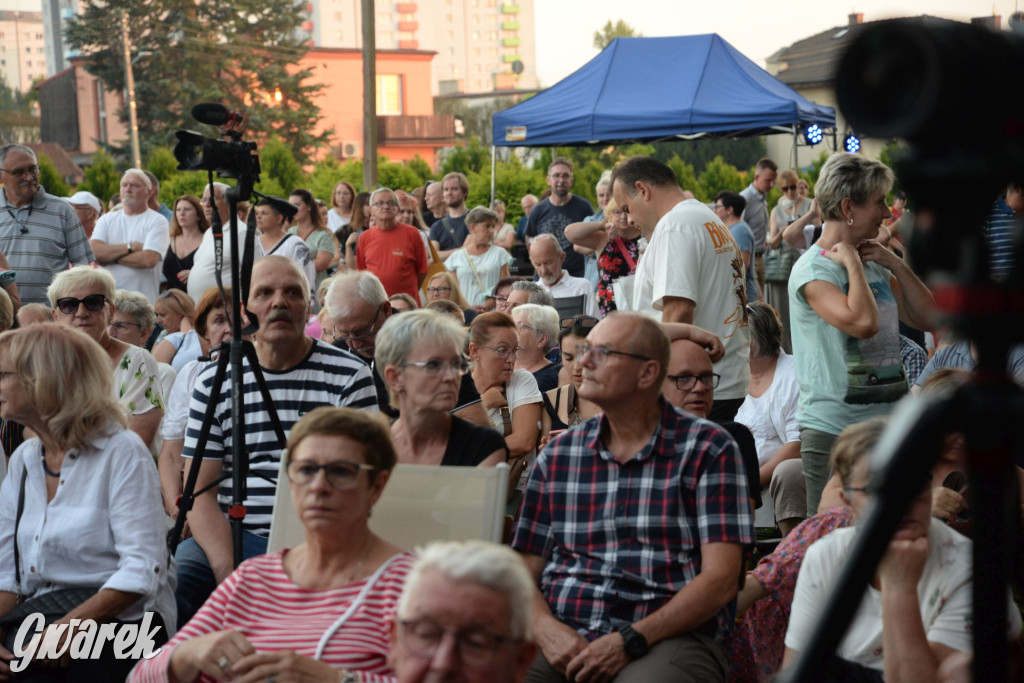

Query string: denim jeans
173 531 267 629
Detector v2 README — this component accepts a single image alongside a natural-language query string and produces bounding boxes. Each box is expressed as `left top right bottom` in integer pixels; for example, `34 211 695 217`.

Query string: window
333 11 341 20
448 46 456 56
473 47 481 56
447 30 453 39
379 12 391 22
472 31 479 40
26 60 31 66
446 13 452 22
376 74 403 115
487 31 497 40
487 47 497 56
336 31 344 40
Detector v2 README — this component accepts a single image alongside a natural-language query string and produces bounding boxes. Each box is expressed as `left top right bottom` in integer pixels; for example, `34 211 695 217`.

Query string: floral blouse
596 236 641 317
114 345 165 416
728 506 853 682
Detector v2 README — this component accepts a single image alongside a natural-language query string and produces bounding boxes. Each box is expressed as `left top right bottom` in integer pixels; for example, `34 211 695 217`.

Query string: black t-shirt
442 416 508 466
718 420 762 509
428 214 469 251
332 339 395 417
525 195 594 277
531 363 563 393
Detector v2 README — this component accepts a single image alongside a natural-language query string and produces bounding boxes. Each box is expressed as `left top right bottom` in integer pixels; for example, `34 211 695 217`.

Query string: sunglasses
56 294 108 315
560 315 599 332
781 185 798 192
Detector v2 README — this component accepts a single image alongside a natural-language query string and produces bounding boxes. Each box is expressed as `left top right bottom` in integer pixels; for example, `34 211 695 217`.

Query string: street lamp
120 13 151 169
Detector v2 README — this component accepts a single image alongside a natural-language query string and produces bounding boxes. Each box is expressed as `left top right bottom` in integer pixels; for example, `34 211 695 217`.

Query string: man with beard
173 256 378 627
90 168 170 303
525 158 593 278
428 172 471 261
528 234 598 318
0 144 93 304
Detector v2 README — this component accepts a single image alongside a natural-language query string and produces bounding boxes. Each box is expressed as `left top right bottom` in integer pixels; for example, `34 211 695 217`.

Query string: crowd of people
0 139 1021 682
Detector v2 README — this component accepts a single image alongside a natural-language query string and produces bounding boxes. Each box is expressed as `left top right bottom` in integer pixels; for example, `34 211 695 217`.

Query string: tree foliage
439 137 492 178
78 149 122 205
65 0 330 164
593 19 641 50
38 155 71 197
435 96 517 146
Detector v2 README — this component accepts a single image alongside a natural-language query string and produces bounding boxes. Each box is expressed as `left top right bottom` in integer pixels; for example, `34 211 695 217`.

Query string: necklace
41 452 60 478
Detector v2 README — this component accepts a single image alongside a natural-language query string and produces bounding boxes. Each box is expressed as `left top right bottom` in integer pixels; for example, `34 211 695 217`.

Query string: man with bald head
513 312 753 682
528 233 598 318
173 255 379 627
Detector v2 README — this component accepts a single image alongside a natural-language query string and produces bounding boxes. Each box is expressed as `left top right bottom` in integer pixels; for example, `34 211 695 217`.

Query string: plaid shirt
512 397 754 643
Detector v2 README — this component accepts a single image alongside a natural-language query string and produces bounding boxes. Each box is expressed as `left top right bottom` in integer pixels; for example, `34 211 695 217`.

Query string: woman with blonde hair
0 324 176 680
153 289 200 369
48 266 164 447
425 271 476 324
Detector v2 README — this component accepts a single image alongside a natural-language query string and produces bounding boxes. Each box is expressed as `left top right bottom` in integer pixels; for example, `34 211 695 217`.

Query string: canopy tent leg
490 145 497 206
792 127 799 170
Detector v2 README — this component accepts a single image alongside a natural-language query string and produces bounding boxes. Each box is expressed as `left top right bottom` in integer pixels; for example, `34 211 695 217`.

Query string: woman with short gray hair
376 309 507 467
788 152 934 516
511 303 562 392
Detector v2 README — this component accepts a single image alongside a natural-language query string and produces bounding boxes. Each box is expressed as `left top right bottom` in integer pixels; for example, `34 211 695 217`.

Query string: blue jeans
173 531 267 629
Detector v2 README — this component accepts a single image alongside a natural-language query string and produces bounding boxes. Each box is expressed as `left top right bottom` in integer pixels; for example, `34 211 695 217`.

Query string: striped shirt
183 340 378 535
983 196 1019 281
512 397 754 643
128 550 414 682
0 186 94 303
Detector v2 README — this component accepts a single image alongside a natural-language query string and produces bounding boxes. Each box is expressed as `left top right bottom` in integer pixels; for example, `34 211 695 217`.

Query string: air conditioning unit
341 140 360 158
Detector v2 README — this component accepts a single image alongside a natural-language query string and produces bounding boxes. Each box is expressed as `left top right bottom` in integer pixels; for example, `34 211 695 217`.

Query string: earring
847 216 854 225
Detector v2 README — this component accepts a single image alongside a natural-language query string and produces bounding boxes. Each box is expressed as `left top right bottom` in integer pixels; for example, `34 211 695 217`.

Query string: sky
533 0 1022 86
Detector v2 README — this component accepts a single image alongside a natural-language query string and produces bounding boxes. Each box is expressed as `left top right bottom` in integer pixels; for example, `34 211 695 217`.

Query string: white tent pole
490 145 497 206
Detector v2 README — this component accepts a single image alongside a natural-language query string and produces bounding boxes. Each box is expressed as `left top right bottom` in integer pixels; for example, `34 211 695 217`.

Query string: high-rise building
308 0 537 95
0 9 47 91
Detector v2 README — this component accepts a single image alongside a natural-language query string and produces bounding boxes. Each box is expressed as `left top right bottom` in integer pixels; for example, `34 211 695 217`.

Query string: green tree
79 148 122 205
434 96 517 146
65 0 330 164
258 136 307 196
38 155 71 197
309 155 344 202
593 19 641 50
666 157 700 198
146 147 180 183
467 156 544 223
696 156 745 202
439 137 491 177
405 155 435 187
162 172 232 203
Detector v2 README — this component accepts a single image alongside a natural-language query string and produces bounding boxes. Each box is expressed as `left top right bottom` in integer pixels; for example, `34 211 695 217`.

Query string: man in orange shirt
356 187 428 300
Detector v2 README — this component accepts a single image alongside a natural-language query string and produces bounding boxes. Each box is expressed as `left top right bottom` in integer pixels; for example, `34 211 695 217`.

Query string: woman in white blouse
0 324 176 679
444 207 512 310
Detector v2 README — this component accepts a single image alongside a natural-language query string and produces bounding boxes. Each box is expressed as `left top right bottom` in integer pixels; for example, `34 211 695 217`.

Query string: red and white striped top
129 549 415 682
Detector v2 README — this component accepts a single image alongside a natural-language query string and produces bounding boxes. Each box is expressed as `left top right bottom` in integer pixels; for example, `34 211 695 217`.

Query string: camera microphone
191 103 244 127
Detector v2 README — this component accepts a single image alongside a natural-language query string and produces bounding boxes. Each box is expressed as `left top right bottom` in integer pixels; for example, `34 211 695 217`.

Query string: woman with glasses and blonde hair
48 266 163 448
468 312 541 462
377 309 506 467
131 406 414 683
0 324 176 680
426 271 477 324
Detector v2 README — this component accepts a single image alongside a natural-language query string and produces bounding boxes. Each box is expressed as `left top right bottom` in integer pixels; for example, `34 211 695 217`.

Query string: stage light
804 124 824 145
844 132 861 153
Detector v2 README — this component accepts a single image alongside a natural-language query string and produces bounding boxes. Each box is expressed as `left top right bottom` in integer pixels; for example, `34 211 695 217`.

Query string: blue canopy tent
490 34 836 184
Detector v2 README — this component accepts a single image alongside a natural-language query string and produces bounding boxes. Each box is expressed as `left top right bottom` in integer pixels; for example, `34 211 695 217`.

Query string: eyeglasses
493 294 508 304
55 294 108 315
549 173 572 180
711 203 723 211
398 618 519 668
516 322 539 334
400 358 470 377
479 344 520 360
560 315 599 333
666 373 720 391
109 321 142 333
575 343 651 365
335 307 382 343
0 165 39 178
372 200 399 208
781 185 798 192
285 459 374 488
426 287 452 295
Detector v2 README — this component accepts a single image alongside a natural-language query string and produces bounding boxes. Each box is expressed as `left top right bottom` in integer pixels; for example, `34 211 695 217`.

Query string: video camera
173 103 261 196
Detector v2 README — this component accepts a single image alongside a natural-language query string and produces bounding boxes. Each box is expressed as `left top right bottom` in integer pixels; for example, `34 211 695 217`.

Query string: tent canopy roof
492 34 836 147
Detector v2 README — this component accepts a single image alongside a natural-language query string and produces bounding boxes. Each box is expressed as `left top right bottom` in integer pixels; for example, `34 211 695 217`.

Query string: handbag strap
13 466 26 600
612 237 636 271
566 384 580 426
463 251 488 303
313 553 404 659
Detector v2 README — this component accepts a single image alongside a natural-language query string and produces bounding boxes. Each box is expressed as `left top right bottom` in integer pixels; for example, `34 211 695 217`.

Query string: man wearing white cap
68 190 102 238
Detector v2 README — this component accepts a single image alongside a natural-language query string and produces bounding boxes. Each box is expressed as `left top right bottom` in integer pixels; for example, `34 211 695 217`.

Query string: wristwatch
617 624 649 659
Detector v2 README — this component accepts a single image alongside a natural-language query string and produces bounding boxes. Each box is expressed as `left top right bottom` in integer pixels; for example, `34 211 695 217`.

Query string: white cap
68 191 102 214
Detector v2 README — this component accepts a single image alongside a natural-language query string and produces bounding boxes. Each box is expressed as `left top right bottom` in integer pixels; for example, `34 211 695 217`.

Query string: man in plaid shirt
512 312 754 682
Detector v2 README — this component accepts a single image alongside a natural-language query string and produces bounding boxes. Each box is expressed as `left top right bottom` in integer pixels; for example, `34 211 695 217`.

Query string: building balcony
502 54 522 63
397 20 418 31
501 20 520 30
502 37 520 47
396 2 418 12
397 39 419 50
500 4 520 14
377 114 455 144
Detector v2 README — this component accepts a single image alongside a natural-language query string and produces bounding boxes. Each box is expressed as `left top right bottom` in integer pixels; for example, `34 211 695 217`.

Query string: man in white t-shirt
611 155 750 422
528 234 598 318
89 169 170 302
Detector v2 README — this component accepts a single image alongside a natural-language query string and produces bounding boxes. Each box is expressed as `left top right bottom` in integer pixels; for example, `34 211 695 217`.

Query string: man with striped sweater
173 255 378 627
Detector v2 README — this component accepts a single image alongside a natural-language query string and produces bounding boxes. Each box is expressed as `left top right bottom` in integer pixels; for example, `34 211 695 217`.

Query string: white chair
268 461 510 553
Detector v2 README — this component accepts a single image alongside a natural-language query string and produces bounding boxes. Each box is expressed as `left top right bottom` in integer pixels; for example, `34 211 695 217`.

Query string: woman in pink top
130 407 413 683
